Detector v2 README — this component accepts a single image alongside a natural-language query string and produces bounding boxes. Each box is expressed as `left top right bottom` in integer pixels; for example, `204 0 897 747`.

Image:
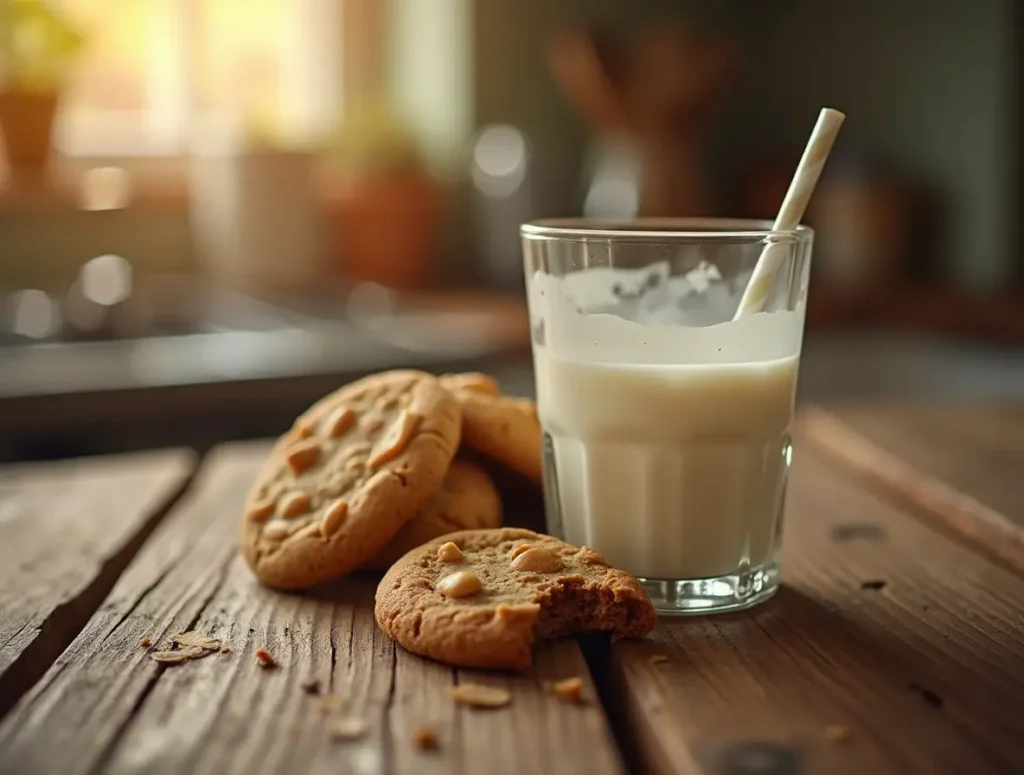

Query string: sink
0 279 530 403
1 276 299 346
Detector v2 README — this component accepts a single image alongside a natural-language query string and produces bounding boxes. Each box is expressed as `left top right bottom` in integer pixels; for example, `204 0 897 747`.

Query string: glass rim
520 217 814 242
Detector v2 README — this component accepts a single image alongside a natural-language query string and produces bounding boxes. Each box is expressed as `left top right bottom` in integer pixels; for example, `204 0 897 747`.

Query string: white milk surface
530 266 804 579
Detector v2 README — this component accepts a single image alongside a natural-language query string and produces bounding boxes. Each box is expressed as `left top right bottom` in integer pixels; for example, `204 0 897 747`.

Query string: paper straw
733 107 845 319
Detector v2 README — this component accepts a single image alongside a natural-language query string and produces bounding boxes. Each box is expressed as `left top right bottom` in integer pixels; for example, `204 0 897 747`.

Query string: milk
529 265 804 581
535 350 797 579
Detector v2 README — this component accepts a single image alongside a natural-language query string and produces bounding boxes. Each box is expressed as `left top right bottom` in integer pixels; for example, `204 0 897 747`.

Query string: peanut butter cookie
364 459 502 571
240 370 461 589
440 374 542 483
375 528 656 670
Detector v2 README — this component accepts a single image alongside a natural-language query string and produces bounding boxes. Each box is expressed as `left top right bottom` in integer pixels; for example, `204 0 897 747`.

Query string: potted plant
324 98 443 289
0 0 83 176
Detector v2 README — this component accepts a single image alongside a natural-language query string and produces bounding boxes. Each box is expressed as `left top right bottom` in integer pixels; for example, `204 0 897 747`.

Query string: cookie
240 370 461 589
364 459 502 571
440 374 543 483
440 372 500 395
375 528 656 670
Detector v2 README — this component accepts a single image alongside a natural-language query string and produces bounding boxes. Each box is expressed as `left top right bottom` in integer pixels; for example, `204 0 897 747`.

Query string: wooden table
1 406 1022 775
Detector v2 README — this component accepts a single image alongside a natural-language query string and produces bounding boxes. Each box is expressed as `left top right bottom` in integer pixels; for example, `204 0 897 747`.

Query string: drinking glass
521 218 813 614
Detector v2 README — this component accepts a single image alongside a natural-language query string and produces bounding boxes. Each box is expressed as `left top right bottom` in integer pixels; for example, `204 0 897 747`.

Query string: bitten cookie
440 374 543 483
364 459 502 571
240 370 461 590
375 528 656 670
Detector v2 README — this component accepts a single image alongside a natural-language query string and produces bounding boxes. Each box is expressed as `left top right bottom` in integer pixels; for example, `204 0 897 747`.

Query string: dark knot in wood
702 740 804 775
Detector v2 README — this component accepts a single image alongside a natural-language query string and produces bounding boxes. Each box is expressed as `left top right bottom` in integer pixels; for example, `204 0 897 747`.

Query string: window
52 0 344 158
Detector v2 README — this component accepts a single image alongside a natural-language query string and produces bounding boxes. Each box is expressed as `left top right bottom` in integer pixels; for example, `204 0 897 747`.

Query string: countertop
0 403 1022 773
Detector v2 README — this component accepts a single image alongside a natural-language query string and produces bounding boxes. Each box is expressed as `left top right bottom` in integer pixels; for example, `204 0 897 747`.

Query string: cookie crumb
450 683 511 708
220 645 231 654
171 631 222 651
649 654 669 665
255 648 276 669
551 677 585 703
139 637 151 648
825 724 851 743
149 646 208 664
412 726 439 750
329 717 368 742
301 678 322 695
317 693 346 714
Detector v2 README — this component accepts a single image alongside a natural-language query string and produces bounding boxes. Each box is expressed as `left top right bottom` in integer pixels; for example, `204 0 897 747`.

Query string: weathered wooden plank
803 404 1024 573
0 443 625 775
605 434 1024 775
0 449 195 720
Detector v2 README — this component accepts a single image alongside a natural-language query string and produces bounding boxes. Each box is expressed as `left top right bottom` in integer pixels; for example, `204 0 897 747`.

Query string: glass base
640 561 780 615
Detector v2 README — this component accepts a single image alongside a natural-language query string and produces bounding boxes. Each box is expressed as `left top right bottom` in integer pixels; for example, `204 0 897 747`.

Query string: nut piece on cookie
263 522 292 541
279 491 311 518
247 499 276 523
327 406 357 437
286 440 321 475
369 411 423 469
374 528 657 671
291 420 315 440
510 547 562 573
509 543 533 559
320 499 349 538
437 541 463 562
436 571 483 598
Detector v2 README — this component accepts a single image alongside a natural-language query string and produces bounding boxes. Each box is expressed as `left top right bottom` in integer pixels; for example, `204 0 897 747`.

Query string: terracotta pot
0 90 59 171
329 169 443 289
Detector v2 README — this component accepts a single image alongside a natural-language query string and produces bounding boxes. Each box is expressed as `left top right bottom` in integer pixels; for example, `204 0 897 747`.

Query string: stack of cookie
240 370 656 670
239 370 538 588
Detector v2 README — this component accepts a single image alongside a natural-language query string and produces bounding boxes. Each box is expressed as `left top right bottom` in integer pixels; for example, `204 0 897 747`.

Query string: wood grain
605 434 1024 775
0 443 625 775
0 449 194 720
803 404 1024 573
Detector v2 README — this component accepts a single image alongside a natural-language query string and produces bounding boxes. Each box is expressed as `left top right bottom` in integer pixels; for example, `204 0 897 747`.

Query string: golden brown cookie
374 528 656 670
240 370 461 590
364 459 502 571
441 374 543 483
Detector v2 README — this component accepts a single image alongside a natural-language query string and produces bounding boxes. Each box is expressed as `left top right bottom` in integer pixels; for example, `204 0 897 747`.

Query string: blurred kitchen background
1 0 1023 461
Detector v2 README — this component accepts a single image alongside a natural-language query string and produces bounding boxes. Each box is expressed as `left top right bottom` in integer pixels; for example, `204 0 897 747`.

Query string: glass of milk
521 218 812 614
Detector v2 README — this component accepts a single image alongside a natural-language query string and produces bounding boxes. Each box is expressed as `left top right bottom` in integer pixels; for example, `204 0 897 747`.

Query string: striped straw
733 107 846 319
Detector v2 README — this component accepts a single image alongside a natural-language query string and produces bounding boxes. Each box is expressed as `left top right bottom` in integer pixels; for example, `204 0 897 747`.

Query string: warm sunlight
53 0 294 152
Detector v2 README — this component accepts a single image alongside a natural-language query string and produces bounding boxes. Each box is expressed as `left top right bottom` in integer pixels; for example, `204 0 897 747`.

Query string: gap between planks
801 405 1024 577
0 448 198 722
0 442 628 775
